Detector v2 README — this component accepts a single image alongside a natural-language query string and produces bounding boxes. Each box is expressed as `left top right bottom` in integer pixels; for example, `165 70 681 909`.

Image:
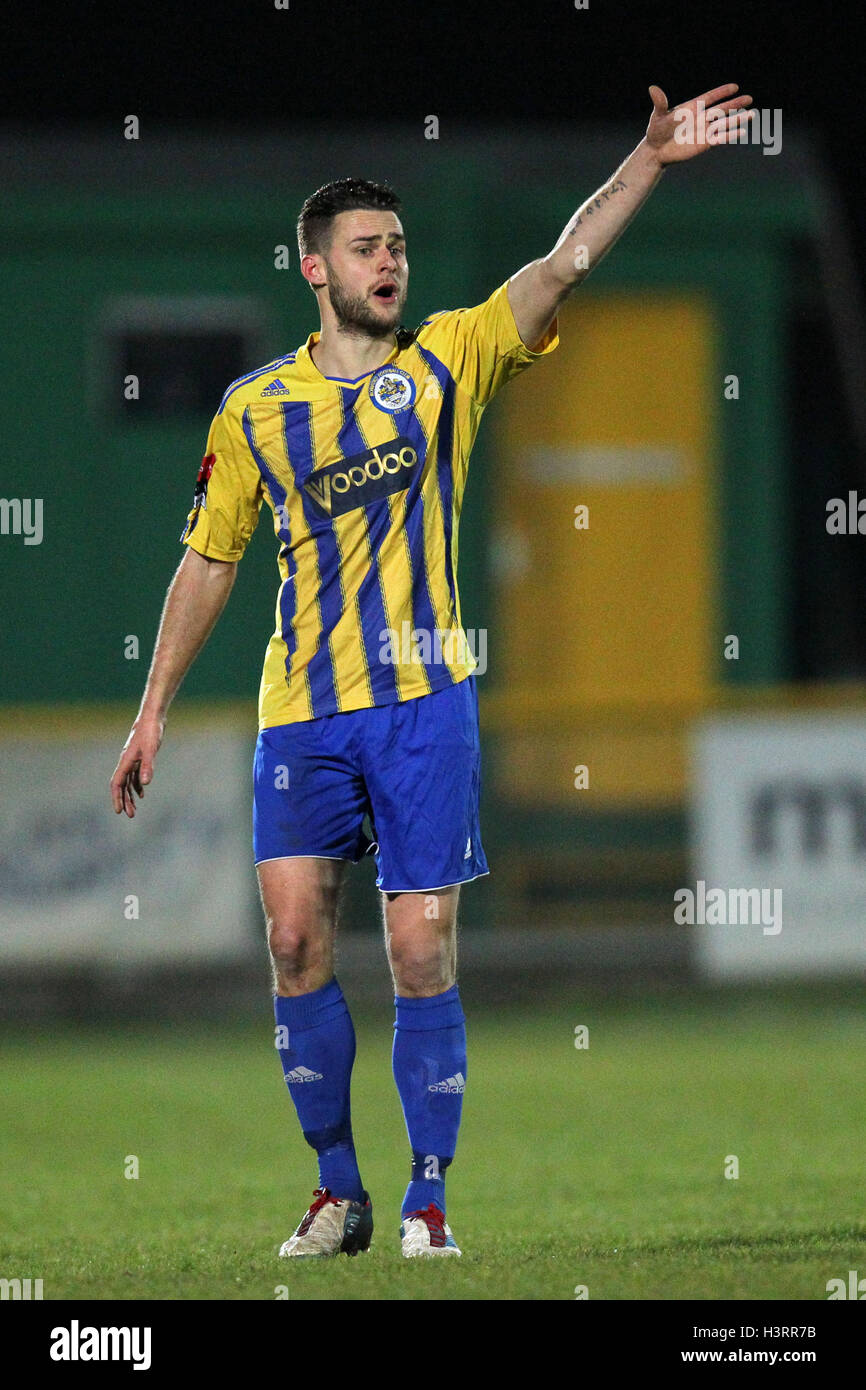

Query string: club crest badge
369 366 416 414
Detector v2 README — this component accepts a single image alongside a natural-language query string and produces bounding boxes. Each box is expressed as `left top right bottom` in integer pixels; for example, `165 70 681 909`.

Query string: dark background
6 0 862 279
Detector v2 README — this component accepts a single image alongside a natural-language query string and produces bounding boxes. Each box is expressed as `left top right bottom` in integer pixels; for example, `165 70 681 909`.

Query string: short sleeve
180 405 263 561
418 279 559 406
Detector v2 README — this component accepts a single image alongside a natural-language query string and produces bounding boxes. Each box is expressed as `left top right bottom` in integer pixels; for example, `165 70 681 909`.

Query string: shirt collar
292 332 401 386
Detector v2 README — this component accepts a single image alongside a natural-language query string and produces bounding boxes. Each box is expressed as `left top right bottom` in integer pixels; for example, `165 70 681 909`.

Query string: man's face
316 209 409 337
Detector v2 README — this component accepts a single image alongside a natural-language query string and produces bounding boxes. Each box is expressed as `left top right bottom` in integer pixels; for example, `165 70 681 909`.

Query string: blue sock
274 978 364 1202
392 985 466 1218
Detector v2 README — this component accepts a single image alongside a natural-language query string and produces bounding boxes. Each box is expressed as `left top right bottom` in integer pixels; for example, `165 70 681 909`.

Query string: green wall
0 165 817 707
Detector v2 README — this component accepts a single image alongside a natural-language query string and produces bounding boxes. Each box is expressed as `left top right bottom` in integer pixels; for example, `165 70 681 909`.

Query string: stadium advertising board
692 715 866 979
0 727 252 964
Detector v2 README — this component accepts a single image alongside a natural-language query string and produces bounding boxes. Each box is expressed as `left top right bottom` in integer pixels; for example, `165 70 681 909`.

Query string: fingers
110 764 127 815
705 109 758 143
117 764 138 818
111 750 145 817
694 82 740 108
648 84 668 113
111 772 136 818
705 93 753 121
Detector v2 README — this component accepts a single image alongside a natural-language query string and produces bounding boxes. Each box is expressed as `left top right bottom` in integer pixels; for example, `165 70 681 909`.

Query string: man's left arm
507 83 755 350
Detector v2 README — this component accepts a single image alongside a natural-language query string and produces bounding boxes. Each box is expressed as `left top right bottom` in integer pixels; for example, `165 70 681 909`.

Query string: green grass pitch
2 987 865 1301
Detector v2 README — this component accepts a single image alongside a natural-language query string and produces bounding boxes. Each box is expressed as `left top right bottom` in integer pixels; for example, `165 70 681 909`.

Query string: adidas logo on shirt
284 1065 323 1083
428 1072 466 1094
464 837 472 859
261 377 291 397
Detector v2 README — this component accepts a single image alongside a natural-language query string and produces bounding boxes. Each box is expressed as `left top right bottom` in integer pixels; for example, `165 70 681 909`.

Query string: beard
324 260 407 339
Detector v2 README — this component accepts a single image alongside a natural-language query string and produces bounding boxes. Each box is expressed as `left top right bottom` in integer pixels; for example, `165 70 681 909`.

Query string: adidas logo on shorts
284 1065 323 1083
428 1072 465 1094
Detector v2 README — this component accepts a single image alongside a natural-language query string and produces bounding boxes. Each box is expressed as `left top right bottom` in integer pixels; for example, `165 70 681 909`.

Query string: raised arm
507 83 755 349
110 547 237 817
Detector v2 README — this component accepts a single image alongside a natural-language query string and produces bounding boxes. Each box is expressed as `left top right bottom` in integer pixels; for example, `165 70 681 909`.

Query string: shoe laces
405 1203 447 1247
296 1187 341 1236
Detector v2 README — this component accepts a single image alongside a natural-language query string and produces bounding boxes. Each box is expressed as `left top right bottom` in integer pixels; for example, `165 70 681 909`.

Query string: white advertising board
692 715 866 979
0 729 254 964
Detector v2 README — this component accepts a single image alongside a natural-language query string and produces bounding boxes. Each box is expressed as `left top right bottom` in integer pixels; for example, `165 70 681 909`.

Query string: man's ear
300 251 326 291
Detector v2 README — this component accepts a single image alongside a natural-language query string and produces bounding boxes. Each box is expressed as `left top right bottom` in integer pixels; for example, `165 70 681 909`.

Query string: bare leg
382 886 460 997
257 856 347 996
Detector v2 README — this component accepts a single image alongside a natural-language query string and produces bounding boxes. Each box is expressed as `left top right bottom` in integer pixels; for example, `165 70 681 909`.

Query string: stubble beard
324 261 407 339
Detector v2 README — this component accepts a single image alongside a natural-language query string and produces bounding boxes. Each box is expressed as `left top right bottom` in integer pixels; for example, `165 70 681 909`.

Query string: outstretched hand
645 83 755 165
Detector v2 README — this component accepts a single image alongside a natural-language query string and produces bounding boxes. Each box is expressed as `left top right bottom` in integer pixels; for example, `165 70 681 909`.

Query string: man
110 84 753 1259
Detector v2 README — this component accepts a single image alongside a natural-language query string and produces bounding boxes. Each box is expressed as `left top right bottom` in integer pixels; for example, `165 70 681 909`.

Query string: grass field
2 987 865 1301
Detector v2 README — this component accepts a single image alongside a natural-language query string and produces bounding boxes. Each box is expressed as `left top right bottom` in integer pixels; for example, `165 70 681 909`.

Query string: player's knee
266 917 324 974
388 936 453 994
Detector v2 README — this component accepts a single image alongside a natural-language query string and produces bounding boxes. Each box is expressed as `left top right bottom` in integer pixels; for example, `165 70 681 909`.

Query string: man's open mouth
373 283 398 302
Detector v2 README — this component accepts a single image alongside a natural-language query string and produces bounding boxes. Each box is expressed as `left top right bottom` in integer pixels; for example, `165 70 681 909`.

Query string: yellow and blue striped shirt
181 278 558 728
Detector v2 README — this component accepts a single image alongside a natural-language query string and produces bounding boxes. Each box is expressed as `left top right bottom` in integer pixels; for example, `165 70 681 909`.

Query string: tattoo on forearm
566 178 628 233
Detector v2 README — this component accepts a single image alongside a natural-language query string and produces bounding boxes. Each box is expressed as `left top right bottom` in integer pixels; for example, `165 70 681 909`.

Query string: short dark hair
297 178 402 257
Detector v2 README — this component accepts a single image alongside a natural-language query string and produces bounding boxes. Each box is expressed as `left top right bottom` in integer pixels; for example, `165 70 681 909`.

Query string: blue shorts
253 676 489 893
